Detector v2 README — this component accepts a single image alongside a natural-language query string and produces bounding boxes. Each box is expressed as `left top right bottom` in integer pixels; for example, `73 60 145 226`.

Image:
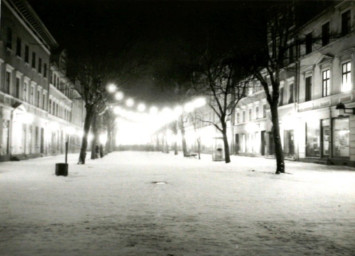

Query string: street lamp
336 102 355 115
126 98 134 107
114 91 124 101
107 83 117 93
149 106 158 115
137 103 146 112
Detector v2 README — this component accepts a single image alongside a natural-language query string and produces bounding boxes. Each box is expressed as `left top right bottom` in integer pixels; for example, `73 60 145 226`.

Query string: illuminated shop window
333 118 349 158
306 121 320 157
321 119 330 156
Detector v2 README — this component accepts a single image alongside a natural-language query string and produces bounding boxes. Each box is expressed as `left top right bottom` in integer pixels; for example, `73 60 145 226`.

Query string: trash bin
212 137 225 161
55 163 68 176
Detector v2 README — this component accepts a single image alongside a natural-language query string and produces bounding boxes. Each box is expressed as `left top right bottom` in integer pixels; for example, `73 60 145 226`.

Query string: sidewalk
0 151 354 256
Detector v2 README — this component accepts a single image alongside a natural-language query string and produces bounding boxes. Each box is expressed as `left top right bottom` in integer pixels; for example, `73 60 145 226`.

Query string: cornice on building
3 0 59 53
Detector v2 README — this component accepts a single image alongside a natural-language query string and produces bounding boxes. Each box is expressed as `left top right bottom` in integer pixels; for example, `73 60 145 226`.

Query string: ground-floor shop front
234 106 355 166
0 104 82 161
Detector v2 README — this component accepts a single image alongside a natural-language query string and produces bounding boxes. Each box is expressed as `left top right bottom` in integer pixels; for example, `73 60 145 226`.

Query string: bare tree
252 3 295 174
68 55 109 164
194 55 247 163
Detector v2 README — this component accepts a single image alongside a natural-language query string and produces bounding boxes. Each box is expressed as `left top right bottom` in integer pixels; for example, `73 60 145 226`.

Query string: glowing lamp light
137 103 146 112
107 83 117 93
113 106 121 115
77 130 84 138
184 102 195 113
174 106 183 116
99 133 108 144
114 91 124 101
162 107 172 115
149 106 158 115
194 97 207 108
48 122 59 131
23 113 34 124
65 126 75 135
126 98 134 107
88 133 94 142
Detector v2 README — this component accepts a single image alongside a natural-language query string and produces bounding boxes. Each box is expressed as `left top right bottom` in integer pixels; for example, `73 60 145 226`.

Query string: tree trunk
91 114 99 159
179 116 188 157
221 122 231 163
270 103 285 174
78 105 94 164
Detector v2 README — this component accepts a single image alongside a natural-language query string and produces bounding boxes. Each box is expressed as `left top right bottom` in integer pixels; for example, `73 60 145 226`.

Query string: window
237 113 240 124
322 22 330 46
43 64 47 78
32 52 36 68
322 70 330 97
25 45 29 63
255 106 259 119
242 111 246 122
263 104 267 118
305 76 312 101
288 84 294 104
6 28 12 49
279 87 284 106
30 86 34 104
15 77 20 98
249 109 252 121
305 33 312 54
289 45 294 63
321 119 330 156
23 81 29 101
49 99 52 113
247 83 253 95
37 90 41 107
341 62 352 92
333 118 349 157
42 92 46 109
341 10 351 36
38 58 42 73
16 37 22 57
5 71 11 94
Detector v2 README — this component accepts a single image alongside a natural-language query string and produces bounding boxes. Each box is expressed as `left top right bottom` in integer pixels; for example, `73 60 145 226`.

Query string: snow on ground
0 152 354 256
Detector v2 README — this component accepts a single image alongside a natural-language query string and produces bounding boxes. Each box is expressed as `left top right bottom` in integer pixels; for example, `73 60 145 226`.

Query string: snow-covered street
0 152 354 256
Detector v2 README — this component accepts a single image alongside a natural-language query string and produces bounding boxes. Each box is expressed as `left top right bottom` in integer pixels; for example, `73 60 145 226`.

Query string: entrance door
2 120 10 155
261 131 266 155
284 130 294 156
268 132 275 155
235 134 239 154
40 128 44 154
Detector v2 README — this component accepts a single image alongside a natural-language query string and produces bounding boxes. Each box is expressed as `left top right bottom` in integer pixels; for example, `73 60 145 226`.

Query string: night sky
26 0 327 106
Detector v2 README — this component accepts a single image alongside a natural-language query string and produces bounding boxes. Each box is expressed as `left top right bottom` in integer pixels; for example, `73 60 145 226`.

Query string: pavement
0 151 354 256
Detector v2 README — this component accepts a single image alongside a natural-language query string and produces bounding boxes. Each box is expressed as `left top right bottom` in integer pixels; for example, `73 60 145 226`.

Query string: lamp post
336 102 355 115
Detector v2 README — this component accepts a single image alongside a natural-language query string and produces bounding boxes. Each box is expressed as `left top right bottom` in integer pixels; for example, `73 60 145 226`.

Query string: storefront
333 117 349 158
305 116 349 160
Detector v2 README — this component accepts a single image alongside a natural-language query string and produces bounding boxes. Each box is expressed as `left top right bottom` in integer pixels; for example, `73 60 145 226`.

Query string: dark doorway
40 127 44 154
235 134 239 154
261 131 266 155
268 131 275 155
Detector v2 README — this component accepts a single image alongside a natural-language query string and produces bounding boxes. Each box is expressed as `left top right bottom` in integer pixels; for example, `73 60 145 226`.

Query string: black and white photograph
0 0 354 255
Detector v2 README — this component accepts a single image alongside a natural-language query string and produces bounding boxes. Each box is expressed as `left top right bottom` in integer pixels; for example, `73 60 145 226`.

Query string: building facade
0 0 84 161
167 1 355 166
234 1 355 165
